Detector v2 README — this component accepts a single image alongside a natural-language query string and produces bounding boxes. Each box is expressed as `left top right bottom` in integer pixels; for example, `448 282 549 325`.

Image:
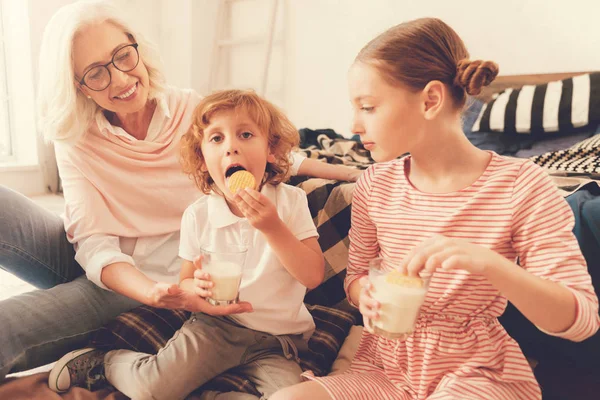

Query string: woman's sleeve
55 144 134 290
74 234 135 290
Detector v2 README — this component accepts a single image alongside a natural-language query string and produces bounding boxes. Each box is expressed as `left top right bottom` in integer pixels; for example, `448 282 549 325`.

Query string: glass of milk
201 247 247 306
365 257 429 340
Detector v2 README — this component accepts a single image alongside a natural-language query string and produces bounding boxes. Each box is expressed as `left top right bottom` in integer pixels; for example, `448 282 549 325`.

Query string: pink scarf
55 87 202 243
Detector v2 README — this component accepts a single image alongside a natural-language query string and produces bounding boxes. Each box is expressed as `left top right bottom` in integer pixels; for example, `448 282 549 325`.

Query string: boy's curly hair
180 89 300 194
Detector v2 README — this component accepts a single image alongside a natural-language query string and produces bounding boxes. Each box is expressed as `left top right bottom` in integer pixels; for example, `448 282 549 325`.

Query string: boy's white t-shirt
179 183 319 338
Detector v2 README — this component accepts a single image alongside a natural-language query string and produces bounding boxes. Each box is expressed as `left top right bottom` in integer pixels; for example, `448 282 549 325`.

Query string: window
0 0 44 196
0 1 12 161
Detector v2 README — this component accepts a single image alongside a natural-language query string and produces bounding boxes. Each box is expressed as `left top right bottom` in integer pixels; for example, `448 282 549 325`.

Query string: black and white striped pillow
473 72 600 134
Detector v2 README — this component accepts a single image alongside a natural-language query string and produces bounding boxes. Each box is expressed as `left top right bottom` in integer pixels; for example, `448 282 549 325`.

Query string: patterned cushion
290 132 372 310
89 304 358 395
300 178 356 309
530 130 600 175
472 72 600 135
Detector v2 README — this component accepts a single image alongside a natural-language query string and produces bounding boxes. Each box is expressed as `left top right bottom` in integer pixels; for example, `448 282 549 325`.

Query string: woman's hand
146 282 198 310
234 188 282 233
148 257 253 315
399 234 506 277
358 276 381 333
147 282 253 315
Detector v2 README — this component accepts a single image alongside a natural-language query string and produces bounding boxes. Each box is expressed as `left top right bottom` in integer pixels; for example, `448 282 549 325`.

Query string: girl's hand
358 276 380 333
399 234 505 277
347 168 364 182
234 188 281 233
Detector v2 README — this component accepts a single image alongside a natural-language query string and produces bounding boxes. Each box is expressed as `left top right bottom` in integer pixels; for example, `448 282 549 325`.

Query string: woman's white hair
37 0 166 143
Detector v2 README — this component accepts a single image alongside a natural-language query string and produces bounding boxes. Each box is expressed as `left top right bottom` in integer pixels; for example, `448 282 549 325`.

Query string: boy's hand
192 256 214 298
149 282 253 315
173 257 253 315
190 256 253 315
234 188 282 233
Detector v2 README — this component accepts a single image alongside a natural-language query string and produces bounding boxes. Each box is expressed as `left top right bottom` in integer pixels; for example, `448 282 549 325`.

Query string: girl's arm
296 157 363 182
401 235 588 336
504 163 600 340
483 257 578 334
344 166 379 307
401 163 600 341
347 278 364 307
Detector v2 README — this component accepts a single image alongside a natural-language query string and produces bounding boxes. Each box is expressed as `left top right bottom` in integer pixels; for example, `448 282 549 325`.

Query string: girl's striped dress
307 152 599 400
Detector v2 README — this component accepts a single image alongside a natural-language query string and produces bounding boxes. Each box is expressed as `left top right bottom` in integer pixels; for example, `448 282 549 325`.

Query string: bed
2 72 600 399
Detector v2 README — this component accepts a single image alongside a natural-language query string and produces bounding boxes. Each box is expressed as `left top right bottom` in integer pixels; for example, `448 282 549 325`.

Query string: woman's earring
86 95 91 99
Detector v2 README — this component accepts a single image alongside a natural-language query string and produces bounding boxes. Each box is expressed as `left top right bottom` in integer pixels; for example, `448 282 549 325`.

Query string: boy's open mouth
225 164 247 179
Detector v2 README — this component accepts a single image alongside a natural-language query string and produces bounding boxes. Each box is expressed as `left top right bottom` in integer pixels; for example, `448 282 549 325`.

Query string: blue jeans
0 186 141 380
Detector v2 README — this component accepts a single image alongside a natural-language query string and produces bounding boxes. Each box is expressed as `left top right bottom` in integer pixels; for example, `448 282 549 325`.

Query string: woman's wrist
179 278 196 294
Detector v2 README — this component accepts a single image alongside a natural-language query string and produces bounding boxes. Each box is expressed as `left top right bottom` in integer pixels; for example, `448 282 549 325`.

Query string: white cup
201 247 247 306
364 257 429 340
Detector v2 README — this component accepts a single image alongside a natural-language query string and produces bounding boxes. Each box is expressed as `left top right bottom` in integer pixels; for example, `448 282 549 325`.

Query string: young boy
49 90 325 400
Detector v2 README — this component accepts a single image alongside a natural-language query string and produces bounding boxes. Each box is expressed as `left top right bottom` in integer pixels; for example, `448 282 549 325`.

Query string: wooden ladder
209 0 280 96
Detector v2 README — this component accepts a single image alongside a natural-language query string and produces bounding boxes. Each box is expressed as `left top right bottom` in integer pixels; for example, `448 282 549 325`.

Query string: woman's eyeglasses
78 43 140 91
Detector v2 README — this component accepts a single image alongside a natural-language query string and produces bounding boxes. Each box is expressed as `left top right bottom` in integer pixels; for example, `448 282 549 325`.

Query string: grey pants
105 313 307 400
0 186 141 379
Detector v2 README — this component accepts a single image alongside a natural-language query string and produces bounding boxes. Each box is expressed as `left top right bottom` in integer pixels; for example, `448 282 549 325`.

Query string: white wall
24 0 600 144
283 0 600 136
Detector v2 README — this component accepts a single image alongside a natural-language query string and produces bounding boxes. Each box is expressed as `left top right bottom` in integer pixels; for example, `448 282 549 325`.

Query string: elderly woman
0 0 359 380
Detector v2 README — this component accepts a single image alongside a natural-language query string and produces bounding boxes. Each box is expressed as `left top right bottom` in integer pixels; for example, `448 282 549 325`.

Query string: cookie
227 170 256 194
385 270 424 288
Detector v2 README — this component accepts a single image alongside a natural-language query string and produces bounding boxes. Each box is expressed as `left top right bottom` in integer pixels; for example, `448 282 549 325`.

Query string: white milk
370 275 427 336
204 261 243 302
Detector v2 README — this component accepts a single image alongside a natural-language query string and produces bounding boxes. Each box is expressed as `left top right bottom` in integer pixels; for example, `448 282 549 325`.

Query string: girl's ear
200 161 208 173
267 151 276 164
421 80 445 120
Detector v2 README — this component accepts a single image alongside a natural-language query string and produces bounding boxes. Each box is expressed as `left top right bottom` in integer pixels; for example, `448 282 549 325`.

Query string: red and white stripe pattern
308 153 599 399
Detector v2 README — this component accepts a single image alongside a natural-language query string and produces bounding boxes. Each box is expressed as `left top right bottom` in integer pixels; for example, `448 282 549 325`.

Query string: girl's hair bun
454 59 499 95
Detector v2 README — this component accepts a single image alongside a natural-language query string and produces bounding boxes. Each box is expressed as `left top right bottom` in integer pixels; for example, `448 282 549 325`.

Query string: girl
273 18 600 400
48 89 325 399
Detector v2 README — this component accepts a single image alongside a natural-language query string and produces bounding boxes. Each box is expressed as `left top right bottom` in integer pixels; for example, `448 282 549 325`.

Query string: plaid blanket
90 304 357 396
291 132 372 309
